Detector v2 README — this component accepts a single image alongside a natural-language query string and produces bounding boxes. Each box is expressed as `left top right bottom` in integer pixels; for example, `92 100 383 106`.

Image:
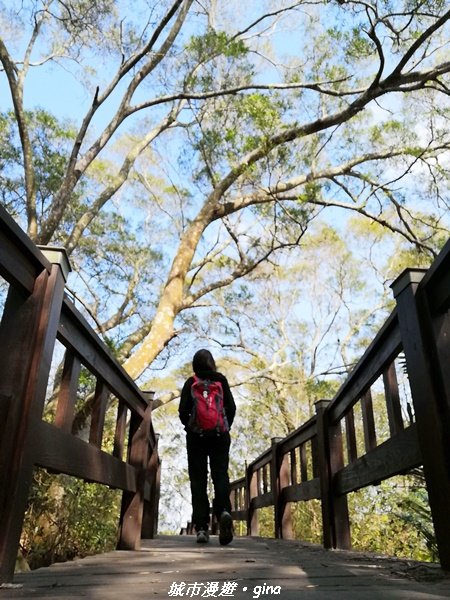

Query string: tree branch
0 37 37 237
385 7 450 82
39 1 193 244
64 110 179 252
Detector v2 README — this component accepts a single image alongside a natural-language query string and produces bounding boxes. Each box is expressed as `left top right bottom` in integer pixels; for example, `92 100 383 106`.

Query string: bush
20 468 121 570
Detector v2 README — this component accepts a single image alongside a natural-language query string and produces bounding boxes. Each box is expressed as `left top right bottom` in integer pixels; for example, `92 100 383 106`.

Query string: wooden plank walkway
2 535 450 599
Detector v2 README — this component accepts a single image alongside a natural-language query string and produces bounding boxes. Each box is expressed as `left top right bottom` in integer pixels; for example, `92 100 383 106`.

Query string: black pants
186 431 231 532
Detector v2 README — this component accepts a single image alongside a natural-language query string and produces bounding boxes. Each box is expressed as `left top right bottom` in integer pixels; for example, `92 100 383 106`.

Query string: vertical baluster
118 403 151 550
89 380 109 448
247 467 258 536
278 449 293 539
383 362 404 437
300 443 308 482
113 401 127 460
311 435 320 479
329 417 351 549
290 448 297 485
262 464 268 494
345 408 358 464
142 429 160 540
361 389 377 452
54 350 81 433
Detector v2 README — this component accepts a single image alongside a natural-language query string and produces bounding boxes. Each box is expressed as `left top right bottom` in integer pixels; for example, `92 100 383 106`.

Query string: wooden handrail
230 237 450 569
0 207 160 583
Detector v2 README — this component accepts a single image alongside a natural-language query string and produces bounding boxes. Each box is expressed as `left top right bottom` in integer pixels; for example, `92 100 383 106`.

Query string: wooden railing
0 205 160 583
230 237 450 570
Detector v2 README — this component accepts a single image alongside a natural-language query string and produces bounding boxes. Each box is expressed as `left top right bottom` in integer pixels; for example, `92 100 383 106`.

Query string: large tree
1 0 449 385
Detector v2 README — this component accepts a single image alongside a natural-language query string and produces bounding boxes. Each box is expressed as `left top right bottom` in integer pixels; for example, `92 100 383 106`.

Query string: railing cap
315 399 331 412
141 390 155 405
37 245 71 283
391 268 426 298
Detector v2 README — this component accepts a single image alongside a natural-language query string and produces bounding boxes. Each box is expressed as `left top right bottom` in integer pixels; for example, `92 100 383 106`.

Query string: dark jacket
179 370 236 431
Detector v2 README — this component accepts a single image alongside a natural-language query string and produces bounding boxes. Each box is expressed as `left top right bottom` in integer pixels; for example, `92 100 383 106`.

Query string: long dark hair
192 349 216 374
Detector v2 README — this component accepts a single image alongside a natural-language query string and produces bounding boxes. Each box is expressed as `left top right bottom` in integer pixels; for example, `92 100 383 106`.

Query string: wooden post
152 456 161 537
246 466 258 536
142 415 161 542
271 437 292 539
140 392 160 540
142 449 161 539
315 400 333 549
117 403 152 550
392 268 450 570
142 391 161 539
0 249 69 583
279 449 293 539
329 416 351 549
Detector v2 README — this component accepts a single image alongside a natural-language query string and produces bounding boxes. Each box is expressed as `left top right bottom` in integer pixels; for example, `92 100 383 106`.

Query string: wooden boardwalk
2 536 450 599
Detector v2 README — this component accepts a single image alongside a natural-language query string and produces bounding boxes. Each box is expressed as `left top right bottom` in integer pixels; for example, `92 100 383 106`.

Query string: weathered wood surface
2 536 450 599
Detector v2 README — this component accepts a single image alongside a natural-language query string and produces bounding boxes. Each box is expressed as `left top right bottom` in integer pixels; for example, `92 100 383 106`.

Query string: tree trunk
122 199 216 379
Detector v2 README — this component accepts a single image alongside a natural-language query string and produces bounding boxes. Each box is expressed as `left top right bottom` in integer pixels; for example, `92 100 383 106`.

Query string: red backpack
188 376 229 434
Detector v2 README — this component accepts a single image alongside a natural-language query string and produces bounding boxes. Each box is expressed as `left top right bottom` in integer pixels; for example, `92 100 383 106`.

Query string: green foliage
291 500 322 544
304 378 340 403
396 486 438 560
1 110 164 341
184 28 251 93
54 0 116 35
349 475 437 562
187 30 248 61
255 507 275 538
32 0 118 52
237 501 322 545
404 0 447 13
369 120 406 145
239 94 282 132
327 25 374 62
0 113 22 213
0 109 83 227
21 469 121 570
297 182 322 204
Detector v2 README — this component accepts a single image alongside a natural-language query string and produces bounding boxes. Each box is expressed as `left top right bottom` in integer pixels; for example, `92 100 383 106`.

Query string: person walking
179 349 236 545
